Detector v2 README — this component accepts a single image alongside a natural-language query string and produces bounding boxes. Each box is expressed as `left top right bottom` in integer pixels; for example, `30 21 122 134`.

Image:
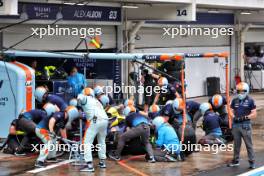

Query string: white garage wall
2 24 116 50
245 30 264 43
134 27 231 97
135 47 230 98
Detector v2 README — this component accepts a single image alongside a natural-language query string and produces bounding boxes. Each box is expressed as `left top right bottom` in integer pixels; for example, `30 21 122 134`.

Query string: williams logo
0 80 3 89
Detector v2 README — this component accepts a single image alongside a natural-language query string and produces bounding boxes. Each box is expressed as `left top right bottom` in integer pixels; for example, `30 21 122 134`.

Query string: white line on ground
238 165 264 176
27 159 75 174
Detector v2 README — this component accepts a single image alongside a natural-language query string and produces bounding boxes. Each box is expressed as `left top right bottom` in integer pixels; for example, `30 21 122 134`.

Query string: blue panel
146 12 234 25
0 2 121 22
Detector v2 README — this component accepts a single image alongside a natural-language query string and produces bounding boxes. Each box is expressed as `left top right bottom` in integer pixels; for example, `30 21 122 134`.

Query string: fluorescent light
241 11 252 15
208 9 220 13
77 3 85 6
122 5 139 9
63 2 75 5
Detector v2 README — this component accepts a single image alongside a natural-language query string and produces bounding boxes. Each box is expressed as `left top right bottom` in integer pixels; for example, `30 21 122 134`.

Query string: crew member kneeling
198 103 224 145
152 116 182 162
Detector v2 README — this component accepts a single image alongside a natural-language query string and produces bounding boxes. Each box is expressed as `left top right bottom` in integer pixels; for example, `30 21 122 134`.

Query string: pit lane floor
1 93 264 176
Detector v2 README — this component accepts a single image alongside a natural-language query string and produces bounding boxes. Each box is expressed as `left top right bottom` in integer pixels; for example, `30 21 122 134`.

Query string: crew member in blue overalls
227 82 256 169
152 116 182 162
35 103 79 168
108 106 155 163
198 103 224 145
67 67 86 97
35 86 68 112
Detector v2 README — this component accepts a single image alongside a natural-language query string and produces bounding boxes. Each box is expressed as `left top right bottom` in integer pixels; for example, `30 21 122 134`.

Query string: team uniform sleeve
249 99 257 110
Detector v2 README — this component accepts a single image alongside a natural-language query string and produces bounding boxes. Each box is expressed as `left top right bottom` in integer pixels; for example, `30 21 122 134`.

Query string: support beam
238 23 251 81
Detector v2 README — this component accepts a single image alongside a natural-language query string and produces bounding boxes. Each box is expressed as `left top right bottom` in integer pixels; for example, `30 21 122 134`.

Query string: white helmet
149 104 160 113
43 103 57 117
236 82 250 100
82 87 95 97
199 103 212 115
158 77 168 87
65 106 79 122
152 116 165 129
69 98 78 107
35 86 47 102
77 94 87 105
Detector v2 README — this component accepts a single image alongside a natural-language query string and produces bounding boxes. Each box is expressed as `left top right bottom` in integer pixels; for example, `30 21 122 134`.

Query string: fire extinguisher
235 75 241 85
234 68 241 85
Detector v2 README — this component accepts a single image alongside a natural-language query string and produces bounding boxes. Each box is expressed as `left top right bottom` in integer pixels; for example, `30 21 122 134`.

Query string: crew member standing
227 82 256 169
67 67 86 97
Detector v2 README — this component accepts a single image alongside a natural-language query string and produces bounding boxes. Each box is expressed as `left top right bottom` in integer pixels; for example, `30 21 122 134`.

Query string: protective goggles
237 90 247 94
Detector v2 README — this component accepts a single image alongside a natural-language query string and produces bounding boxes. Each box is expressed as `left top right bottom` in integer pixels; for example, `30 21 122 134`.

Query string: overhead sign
126 3 196 21
0 0 18 15
16 3 121 22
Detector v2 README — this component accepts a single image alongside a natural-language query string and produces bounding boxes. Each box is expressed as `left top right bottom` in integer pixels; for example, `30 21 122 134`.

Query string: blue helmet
172 98 183 111
43 103 57 117
236 82 249 100
94 85 104 97
99 95 110 108
69 98 78 107
124 99 135 107
152 116 165 129
199 103 212 115
65 106 79 122
123 106 136 116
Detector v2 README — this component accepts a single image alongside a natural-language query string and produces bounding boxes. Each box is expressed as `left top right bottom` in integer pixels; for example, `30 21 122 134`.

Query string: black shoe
108 152 121 161
14 149 26 156
98 159 106 168
80 162 95 172
249 161 256 169
176 152 185 161
227 160 240 167
147 156 156 163
14 152 26 156
35 161 45 168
